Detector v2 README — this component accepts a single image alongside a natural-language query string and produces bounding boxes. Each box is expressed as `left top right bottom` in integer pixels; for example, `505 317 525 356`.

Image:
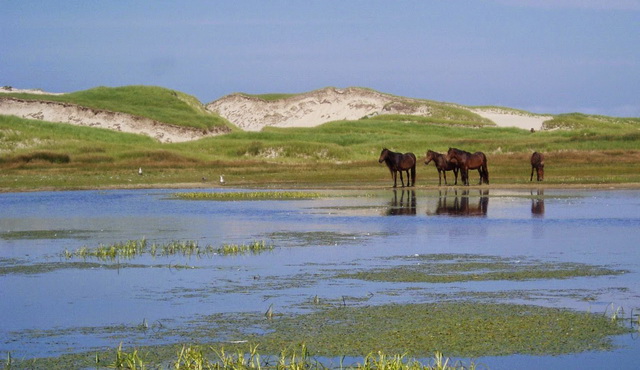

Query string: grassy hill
2 85 234 132
1 85 639 190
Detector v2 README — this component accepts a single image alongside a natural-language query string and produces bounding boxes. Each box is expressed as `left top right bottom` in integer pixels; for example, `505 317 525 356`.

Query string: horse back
531 152 544 166
402 152 417 169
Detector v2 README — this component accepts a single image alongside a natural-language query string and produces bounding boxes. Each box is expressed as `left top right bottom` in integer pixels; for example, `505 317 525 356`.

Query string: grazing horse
445 148 489 186
424 149 459 186
379 148 416 187
530 152 544 181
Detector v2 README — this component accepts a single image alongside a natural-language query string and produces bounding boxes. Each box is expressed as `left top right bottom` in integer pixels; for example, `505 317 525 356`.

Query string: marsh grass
110 343 146 369
173 191 324 201
62 239 274 261
110 344 477 370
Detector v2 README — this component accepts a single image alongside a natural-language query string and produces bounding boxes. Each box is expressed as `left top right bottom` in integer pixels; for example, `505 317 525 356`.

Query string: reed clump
62 239 274 261
173 191 324 201
116 343 477 370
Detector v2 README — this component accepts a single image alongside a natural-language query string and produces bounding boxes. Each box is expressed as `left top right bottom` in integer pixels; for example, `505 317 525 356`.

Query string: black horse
424 149 459 186
379 148 416 187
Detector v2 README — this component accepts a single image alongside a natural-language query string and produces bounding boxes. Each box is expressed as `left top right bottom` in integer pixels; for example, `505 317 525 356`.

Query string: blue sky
2 1 639 116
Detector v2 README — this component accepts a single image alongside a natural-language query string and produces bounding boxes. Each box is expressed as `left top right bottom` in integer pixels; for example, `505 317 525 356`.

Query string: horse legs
440 170 445 186
462 168 469 186
530 166 535 182
454 168 459 185
410 165 416 187
399 171 405 187
483 164 489 185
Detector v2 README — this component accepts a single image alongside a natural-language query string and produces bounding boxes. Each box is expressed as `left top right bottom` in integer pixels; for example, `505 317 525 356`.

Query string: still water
1 188 639 368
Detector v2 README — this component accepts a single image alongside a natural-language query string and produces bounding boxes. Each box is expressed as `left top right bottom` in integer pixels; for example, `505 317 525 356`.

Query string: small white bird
138 167 143 176
219 174 225 185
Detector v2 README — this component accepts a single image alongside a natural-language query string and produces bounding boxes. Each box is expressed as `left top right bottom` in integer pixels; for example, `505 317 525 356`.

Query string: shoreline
3 181 640 194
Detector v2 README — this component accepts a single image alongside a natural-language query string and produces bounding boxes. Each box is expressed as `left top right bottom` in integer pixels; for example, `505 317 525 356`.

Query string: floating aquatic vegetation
255 302 631 358
268 231 384 247
62 239 274 261
338 254 625 283
173 191 324 201
0 229 91 240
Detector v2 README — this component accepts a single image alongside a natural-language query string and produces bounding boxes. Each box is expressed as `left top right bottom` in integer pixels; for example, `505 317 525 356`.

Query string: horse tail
411 163 416 186
482 153 489 184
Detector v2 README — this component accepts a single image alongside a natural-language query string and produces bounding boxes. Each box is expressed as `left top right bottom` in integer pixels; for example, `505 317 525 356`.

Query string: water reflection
385 190 416 216
531 189 545 218
427 189 489 217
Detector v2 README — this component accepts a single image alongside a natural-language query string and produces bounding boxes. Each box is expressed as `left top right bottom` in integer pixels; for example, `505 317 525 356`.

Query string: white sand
206 87 431 131
471 108 552 131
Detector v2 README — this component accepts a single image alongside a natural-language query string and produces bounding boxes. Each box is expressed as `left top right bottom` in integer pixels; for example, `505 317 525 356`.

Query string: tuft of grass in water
173 191 324 201
110 342 146 369
62 239 274 261
153 343 477 370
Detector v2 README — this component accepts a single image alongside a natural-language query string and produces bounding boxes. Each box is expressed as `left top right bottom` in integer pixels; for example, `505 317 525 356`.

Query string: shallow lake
1 188 639 368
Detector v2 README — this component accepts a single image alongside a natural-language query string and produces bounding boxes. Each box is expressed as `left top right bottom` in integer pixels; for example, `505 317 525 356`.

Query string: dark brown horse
424 149 459 186
530 152 544 181
379 148 416 187
445 148 489 186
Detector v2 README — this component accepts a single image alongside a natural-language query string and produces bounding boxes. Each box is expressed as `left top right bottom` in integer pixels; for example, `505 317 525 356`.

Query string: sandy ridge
207 87 553 132
206 87 432 131
0 97 229 143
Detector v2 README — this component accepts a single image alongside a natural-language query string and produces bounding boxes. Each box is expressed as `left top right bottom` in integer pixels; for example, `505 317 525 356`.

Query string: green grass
63 239 274 261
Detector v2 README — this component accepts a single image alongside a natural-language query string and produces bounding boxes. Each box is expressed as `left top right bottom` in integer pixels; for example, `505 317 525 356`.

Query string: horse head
445 147 456 162
424 150 434 165
379 148 389 163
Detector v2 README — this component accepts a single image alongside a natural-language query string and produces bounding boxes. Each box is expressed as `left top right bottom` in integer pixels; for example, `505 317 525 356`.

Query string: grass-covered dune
1 85 639 191
1 85 235 132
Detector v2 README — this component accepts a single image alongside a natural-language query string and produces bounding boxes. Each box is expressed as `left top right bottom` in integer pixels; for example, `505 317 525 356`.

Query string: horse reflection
386 189 417 216
428 189 489 217
531 189 545 217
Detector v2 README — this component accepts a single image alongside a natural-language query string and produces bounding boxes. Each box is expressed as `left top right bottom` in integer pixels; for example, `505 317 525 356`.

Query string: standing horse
424 149 459 186
379 148 416 187
445 148 489 186
530 152 544 181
